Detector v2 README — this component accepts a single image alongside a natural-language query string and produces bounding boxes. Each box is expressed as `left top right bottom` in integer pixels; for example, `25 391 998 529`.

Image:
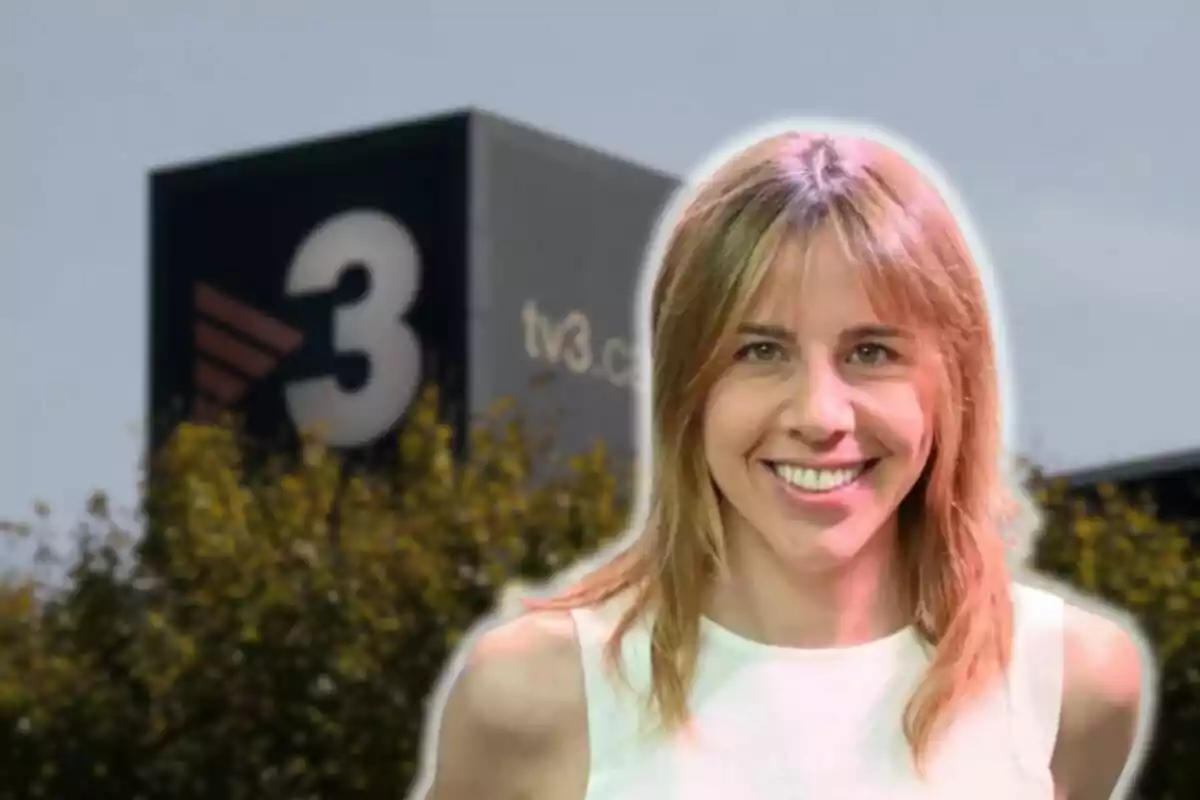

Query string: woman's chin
761 514 896 571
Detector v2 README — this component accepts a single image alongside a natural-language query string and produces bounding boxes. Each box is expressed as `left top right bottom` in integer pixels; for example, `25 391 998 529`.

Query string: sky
3 2 1199 546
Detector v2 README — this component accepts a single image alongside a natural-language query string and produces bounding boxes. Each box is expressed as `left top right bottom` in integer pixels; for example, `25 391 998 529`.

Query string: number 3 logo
283 210 422 448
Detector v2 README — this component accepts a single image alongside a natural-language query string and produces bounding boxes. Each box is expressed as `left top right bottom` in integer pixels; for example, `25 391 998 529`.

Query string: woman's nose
780 360 854 444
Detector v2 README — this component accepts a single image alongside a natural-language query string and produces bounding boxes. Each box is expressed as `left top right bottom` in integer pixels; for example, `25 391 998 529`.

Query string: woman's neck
705 519 909 649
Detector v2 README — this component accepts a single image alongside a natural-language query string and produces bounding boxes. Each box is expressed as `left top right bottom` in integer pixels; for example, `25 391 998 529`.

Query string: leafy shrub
0 389 627 799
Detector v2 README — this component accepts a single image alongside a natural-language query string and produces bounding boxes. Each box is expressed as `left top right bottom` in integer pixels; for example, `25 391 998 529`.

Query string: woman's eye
848 342 897 366
735 341 785 362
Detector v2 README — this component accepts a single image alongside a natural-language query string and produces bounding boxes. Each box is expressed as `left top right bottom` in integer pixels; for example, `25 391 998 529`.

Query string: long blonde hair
529 128 1022 771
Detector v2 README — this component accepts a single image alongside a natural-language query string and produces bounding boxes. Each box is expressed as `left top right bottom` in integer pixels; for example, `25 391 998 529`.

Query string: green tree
0 395 1196 798
0 388 628 799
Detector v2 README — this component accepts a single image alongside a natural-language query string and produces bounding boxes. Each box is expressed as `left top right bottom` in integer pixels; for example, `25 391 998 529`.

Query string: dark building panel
148 108 675 479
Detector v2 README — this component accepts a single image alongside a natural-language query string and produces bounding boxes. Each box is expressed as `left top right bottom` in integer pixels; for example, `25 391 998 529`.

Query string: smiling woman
416 124 1153 800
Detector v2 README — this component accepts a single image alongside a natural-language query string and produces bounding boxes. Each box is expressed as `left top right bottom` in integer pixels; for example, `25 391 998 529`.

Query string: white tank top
568 582 1064 800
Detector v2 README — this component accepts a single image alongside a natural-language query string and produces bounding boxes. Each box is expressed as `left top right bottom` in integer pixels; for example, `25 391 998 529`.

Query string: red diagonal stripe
194 359 246 404
194 320 277 379
194 282 303 354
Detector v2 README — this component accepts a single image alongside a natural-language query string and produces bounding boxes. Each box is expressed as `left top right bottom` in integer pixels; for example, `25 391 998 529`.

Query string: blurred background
2 2 1198 798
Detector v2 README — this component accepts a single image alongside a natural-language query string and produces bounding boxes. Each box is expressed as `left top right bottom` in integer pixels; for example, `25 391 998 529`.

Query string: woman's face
702 237 939 574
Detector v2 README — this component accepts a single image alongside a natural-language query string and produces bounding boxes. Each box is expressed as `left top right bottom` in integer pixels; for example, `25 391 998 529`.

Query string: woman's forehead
744 235 889 328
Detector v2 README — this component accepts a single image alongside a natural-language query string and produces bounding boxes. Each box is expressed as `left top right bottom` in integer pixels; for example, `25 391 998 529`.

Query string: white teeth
772 463 866 493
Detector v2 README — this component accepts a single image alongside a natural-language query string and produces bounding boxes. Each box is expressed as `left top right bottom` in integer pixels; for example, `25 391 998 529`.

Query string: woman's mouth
764 459 881 495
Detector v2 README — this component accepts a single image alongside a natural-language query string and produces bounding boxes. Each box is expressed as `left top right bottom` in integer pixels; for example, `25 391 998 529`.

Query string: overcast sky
3 2 1199 543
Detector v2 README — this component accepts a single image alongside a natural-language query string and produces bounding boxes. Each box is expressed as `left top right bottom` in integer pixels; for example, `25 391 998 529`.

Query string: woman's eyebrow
736 323 793 340
842 324 913 340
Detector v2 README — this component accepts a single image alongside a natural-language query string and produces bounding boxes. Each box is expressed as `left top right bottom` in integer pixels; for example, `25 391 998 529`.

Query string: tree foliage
0 391 1196 798
0 389 627 798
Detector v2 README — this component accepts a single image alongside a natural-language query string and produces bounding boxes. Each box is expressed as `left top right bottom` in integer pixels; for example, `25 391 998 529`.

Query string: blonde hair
528 129 1024 772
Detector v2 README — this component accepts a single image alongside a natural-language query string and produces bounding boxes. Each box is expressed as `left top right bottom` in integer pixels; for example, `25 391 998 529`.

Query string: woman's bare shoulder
420 610 589 800
455 609 587 733
1052 594 1153 800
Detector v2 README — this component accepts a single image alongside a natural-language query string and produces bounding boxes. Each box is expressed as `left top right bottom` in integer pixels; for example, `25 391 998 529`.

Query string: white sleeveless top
568 583 1064 799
